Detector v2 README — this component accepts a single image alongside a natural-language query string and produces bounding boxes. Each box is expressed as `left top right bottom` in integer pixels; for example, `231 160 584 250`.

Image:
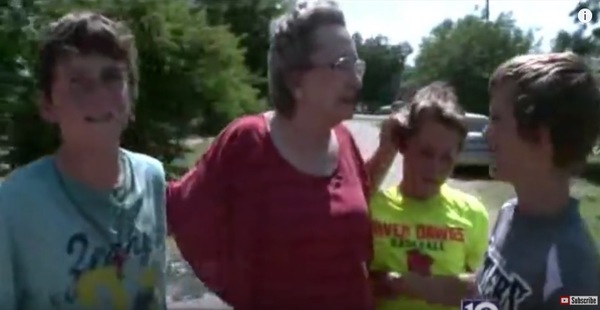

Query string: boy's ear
539 126 552 146
38 96 58 123
285 71 303 100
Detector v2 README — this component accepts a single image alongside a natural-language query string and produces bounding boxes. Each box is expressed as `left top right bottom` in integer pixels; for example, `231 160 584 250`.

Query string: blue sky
338 0 583 64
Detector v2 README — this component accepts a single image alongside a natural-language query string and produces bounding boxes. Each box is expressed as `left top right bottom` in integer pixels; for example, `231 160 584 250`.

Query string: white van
457 113 492 167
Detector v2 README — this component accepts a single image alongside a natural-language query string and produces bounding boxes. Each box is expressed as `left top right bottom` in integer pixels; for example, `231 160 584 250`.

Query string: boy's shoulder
370 185 487 215
370 186 401 208
500 198 518 210
440 185 488 215
500 198 600 292
557 199 599 255
0 156 53 195
121 149 165 180
0 157 55 214
555 203 600 294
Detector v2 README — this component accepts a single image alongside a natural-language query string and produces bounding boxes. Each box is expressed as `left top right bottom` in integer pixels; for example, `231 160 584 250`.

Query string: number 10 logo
461 299 499 310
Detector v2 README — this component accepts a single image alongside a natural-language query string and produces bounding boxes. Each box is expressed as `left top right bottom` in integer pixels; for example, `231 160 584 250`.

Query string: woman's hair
268 0 345 118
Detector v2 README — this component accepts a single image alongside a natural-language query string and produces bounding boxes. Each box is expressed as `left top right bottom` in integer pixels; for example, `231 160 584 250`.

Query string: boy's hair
489 52 600 171
38 11 138 101
396 81 467 149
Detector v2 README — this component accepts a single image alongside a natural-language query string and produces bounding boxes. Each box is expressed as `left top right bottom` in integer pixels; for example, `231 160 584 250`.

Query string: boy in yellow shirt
370 82 489 310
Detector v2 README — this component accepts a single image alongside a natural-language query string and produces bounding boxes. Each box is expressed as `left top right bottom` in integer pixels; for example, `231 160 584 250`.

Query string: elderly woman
167 1 398 309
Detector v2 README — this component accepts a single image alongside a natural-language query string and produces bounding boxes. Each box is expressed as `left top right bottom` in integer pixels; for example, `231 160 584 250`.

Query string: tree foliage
552 0 600 56
196 0 289 95
552 28 598 55
411 13 535 114
550 1 600 80
0 0 263 175
353 33 412 111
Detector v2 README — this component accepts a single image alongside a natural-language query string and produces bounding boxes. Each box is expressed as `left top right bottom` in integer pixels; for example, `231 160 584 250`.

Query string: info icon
578 8 593 24
461 299 499 310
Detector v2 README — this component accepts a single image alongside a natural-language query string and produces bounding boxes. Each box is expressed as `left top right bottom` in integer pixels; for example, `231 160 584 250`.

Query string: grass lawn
171 138 214 169
175 141 600 250
452 160 600 250
452 176 600 241
575 156 600 247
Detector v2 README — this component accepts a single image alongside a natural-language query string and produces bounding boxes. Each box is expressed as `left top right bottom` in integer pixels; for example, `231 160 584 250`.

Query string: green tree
0 0 263 175
353 33 412 112
196 0 289 95
412 13 535 114
551 0 600 55
571 0 600 26
552 28 598 55
396 65 419 101
0 0 49 172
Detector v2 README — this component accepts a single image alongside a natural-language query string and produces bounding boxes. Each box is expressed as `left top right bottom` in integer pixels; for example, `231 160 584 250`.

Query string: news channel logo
461 299 499 310
578 8 593 24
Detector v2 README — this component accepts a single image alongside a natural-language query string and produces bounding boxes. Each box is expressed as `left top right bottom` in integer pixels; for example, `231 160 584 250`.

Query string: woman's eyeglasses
329 56 366 78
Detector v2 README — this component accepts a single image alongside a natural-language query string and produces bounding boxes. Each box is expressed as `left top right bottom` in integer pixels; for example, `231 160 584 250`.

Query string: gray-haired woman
167 1 399 309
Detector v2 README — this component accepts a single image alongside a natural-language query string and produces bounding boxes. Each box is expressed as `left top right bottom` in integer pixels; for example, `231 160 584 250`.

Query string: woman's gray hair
268 0 346 118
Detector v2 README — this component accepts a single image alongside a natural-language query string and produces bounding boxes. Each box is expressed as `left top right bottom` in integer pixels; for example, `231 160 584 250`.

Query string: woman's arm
370 270 417 299
403 272 478 306
370 270 476 306
167 119 251 297
365 144 396 191
364 115 403 191
167 148 229 295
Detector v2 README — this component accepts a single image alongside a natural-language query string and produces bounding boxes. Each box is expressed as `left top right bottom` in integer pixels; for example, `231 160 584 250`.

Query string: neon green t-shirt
370 184 489 310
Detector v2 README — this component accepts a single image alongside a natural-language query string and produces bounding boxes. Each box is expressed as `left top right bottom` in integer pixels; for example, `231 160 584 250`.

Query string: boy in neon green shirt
370 82 489 310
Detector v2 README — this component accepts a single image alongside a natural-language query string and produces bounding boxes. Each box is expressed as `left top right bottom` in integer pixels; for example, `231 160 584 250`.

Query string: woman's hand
402 272 476 306
370 271 418 299
379 111 407 153
378 113 405 153
366 112 407 190
370 268 475 305
370 271 401 299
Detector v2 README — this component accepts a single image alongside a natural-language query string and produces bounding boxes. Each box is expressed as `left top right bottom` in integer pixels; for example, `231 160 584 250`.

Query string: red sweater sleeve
166 117 252 296
335 124 374 263
336 124 371 199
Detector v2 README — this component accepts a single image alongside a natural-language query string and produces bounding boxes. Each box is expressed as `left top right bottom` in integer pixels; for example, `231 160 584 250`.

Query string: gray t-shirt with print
476 198 600 310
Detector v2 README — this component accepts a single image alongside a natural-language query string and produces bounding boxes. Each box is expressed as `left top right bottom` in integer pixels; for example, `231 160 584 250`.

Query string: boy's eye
69 77 84 84
442 153 453 163
101 71 125 83
69 77 94 90
420 148 435 158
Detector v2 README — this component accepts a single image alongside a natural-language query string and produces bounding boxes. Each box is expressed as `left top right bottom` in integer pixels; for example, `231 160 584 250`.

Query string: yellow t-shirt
370 184 489 310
